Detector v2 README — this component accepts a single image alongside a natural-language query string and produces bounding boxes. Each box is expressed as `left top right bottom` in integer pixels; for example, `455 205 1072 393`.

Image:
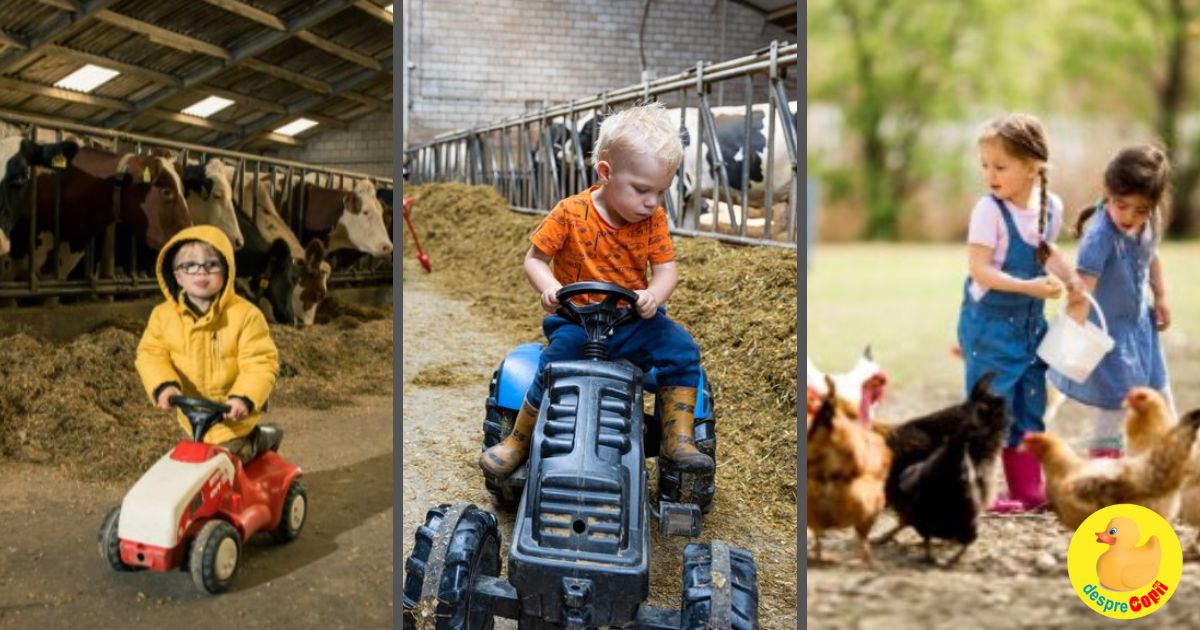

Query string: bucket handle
1060 290 1107 334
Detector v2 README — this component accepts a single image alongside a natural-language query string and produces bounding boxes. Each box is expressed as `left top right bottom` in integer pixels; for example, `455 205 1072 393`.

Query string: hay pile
0 302 392 481
405 183 798 516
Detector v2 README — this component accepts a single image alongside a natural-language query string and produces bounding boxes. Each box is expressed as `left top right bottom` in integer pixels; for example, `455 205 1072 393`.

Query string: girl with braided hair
957 113 1085 513
1049 145 1176 460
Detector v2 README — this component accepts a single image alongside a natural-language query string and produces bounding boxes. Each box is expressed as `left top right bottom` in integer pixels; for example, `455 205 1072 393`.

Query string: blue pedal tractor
403 282 757 629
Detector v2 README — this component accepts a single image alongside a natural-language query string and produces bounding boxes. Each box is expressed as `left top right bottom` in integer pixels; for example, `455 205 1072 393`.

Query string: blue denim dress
1048 205 1167 410
957 195 1049 446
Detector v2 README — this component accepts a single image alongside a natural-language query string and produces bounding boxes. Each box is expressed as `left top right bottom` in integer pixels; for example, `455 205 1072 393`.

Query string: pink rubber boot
989 447 1047 514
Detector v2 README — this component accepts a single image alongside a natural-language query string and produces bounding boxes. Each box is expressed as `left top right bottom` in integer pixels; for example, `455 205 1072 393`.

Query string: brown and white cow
7 145 191 280
283 178 393 258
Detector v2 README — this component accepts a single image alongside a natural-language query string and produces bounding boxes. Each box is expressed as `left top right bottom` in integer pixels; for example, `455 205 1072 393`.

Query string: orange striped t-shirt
530 186 675 292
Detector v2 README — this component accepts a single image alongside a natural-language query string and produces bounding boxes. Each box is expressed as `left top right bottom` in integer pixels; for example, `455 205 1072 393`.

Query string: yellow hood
155 225 238 311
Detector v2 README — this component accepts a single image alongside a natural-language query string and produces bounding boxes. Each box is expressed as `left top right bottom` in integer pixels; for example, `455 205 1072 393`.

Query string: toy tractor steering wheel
169 395 232 443
555 282 641 360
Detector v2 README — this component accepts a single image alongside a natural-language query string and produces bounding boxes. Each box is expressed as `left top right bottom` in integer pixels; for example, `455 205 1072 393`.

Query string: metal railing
405 41 798 249
0 109 393 303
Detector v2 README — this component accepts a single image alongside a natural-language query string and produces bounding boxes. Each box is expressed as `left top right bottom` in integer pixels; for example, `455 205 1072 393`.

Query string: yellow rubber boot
658 386 714 473
479 401 538 478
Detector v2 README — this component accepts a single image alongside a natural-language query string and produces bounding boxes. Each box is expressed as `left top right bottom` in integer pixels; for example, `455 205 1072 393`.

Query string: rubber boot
989 447 1047 514
658 386 715 474
479 401 538 478
1087 447 1123 459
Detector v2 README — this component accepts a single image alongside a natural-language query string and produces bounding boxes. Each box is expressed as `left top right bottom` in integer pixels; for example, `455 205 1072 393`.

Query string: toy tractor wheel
680 541 758 630
190 520 242 594
657 380 717 513
271 479 308 544
481 376 521 510
403 502 501 630
98 506 135 572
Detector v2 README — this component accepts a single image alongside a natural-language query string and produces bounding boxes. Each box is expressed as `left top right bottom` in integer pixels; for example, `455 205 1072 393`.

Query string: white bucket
1037 292 1115 384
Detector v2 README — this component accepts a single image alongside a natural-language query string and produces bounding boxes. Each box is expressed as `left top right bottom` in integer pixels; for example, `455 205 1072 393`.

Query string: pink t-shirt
967 193 1063 300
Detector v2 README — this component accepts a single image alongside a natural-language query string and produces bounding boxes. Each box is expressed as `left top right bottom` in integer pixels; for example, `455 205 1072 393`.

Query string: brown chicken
1125 388 1200 556
1123 387 1174 456
1021 409 1200 530
807 378 892 566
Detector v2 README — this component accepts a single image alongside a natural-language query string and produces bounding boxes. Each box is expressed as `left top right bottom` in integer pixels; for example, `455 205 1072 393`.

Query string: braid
1037 168 1051 264
1075 203 1099 238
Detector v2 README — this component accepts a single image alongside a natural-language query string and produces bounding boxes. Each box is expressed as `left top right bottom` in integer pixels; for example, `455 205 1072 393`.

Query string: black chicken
872 372 1010 564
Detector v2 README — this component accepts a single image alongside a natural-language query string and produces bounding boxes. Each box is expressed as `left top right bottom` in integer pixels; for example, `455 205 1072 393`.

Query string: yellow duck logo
1095 516 1160 592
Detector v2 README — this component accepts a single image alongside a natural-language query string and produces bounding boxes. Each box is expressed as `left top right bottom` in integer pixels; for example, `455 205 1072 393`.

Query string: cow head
118 154 191 250
333 179 392 257
182 159 243 250
292 239 330 328
0 138 79 257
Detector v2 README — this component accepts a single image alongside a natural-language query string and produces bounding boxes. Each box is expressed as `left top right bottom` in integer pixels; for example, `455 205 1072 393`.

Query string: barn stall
0 2 394 627
400 2 798 627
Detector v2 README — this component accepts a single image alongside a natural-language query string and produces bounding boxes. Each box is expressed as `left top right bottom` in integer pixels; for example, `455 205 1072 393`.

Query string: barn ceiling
0 0 393 153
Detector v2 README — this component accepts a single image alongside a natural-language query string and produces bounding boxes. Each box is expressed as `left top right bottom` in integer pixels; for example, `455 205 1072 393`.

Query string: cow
178 158 244 250
0 132 79 258
237 176 330 327
233 207 297 325
283 178 392 258
560 103 798 222
6 145 190 281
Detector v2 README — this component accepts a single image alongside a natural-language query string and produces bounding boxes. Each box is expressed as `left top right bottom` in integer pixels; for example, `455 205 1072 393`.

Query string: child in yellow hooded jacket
135 225 280 462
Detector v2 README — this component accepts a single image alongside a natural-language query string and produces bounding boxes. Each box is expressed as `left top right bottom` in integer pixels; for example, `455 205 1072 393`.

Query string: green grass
806 242 1200 417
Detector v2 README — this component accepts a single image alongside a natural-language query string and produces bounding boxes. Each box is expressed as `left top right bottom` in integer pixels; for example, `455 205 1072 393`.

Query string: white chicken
807 346 888 426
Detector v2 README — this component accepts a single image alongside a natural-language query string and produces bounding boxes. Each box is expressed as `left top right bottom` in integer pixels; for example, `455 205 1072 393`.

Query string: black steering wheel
555 282 641 359
169 395 231 443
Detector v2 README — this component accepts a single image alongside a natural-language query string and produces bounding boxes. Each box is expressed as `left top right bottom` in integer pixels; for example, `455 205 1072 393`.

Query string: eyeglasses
174 261 225 275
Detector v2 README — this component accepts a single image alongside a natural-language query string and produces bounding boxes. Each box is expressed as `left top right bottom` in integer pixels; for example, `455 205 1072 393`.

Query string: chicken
807 377 892 566
1021 409 1200 530
1123 387 1174 456
807 346 888 427
871 372 1009 564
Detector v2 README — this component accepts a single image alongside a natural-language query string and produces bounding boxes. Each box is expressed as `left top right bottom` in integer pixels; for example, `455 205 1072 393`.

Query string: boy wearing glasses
136 225 280 463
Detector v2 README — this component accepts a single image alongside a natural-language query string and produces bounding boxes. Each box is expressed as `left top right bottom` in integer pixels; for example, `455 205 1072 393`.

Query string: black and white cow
234 204 298 325
558 103 798 211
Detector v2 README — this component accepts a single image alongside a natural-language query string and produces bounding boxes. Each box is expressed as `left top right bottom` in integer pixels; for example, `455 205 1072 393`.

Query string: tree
807 0 1002 239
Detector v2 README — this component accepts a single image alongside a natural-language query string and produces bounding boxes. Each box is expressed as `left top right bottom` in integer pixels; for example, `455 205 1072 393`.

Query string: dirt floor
806 334 1200 629
401 270 798 628
0 297 394 628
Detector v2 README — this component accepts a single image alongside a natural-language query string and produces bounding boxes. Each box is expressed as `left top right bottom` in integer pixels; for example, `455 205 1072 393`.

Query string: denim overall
1049 206 1166 409
957 195 1049 446
524 306 701 409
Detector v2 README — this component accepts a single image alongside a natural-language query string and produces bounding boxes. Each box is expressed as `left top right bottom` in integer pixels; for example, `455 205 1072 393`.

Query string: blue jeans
524 307 701 408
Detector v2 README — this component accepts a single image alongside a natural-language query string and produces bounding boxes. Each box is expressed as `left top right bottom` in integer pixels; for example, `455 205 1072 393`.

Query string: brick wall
274 110 394 180
403 0 793 143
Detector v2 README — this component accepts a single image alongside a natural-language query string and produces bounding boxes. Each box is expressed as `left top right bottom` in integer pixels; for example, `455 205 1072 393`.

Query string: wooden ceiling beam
242 58 332 94
35 0 82 12
0 75 131 110
200 0 286 31
42 44 183 87
94 10 231 60
146 109 243 134
295 30 381 71
187 86 287 115
341 89 388 110
354 1 392 25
